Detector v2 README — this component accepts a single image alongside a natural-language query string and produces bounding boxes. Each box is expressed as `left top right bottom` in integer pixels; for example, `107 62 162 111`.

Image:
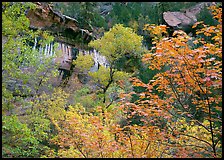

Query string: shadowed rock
26 2 94 49
163 2 216 30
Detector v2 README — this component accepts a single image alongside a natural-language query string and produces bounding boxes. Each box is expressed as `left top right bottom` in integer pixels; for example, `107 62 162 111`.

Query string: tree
2 2 222 158
88 24 143 113
89 24 143 64
2 115 40 157
48 103 167 158
2 2 59 158
130 4 222 157
2 2 57 113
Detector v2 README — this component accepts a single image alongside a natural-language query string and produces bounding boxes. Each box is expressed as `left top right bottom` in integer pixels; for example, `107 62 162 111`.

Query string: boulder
163 11 196 28
5 80 35 97
77 73 91 84
163 2 215 30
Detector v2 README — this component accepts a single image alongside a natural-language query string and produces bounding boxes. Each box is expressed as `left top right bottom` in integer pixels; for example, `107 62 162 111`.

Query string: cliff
163 2 216 30
26 2 94 49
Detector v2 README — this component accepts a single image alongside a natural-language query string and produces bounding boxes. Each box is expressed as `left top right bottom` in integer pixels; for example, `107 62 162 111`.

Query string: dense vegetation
2 2 222 158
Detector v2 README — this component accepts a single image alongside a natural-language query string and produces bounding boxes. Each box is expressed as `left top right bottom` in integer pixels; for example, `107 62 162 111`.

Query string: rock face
5 80 35 97
99 2 114 16
76 49 109 84
163 2 215 30
25 2 100 86
26 2 94 49
163 11 196 28
53 43 78 71
31 37 109 85
79 49 109 69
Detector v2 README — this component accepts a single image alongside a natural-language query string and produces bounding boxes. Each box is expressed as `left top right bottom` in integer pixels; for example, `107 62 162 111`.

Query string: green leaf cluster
89 24 143 63
73 54 94 72
2 2 58 107
88 66 111 87
2 115 40 157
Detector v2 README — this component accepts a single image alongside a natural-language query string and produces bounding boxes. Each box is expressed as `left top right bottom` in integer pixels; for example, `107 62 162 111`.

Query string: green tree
2 2 57 112
2 2 59 158
89 24 143 64
87 24 143 116
73 53 94 73
2 115 40 157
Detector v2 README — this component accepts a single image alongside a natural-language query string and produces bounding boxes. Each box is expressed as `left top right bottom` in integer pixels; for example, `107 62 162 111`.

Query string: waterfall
47 44 49 55
50 43 53 56
88 49 109 72
53 43 56 56
39 46 42 55
91 49 109 68
48 44 51 56
78 48 109 72
32 37 37 51
30 37 110 73
44 44 48 55
90 61 99 72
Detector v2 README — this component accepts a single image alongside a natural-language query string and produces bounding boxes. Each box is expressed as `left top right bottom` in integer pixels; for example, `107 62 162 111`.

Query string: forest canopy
2 2 222 158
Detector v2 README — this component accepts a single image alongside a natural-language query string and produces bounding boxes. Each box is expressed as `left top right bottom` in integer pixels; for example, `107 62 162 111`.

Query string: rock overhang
26 2 95 49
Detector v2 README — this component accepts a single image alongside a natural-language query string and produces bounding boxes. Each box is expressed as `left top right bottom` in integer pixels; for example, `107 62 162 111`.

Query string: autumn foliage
2 3 222 158
43 5 222 158
130 5 222 157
